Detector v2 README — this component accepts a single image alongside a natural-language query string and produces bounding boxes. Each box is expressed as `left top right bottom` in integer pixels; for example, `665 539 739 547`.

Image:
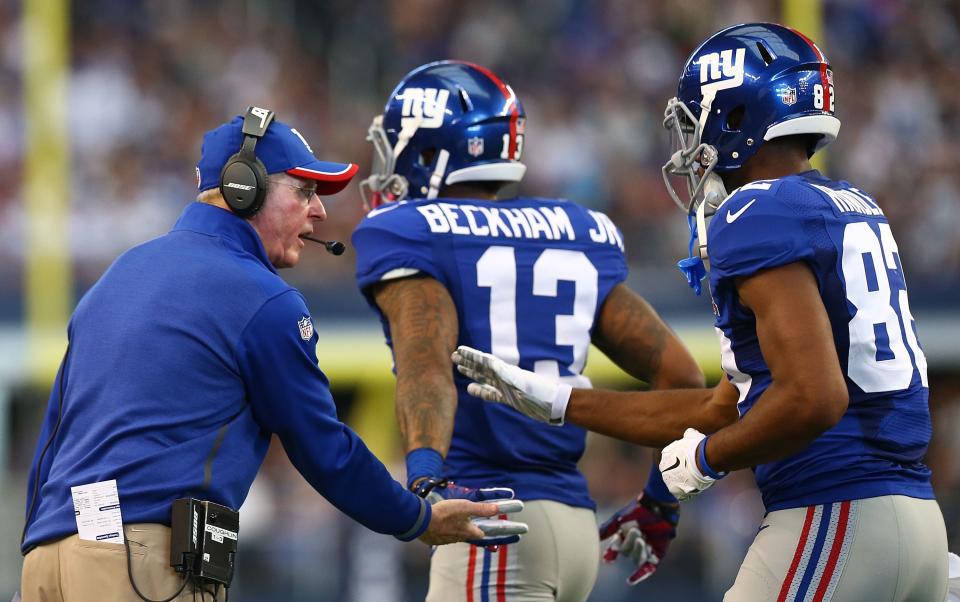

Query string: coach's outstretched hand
420 499 528 546
412 476 526 545
452 346 572 425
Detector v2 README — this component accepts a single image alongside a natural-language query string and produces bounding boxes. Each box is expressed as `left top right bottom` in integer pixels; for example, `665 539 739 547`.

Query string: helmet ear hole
419 148 436 166
725 106 745 131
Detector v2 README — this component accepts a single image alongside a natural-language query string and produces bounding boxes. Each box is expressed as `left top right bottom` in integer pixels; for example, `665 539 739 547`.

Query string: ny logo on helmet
400 88 450 130
698 48 746 93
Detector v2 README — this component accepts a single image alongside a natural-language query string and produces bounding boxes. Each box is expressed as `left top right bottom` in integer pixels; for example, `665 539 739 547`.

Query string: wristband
696 436 727 480
549 383 573 425
643 462 678 504
405 447 444 489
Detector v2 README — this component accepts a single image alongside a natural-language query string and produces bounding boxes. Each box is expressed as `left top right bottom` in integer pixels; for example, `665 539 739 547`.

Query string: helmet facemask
358 96 468 210
661 97 727 221
359 115 410 212
662 97 727 294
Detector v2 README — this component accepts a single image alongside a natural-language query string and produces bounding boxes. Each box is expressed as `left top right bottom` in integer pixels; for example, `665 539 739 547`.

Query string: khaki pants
726 496 948 602
21 523 226 602
427 500 599 602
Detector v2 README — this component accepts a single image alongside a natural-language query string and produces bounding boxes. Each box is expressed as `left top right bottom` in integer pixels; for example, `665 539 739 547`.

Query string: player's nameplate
71 479 124 544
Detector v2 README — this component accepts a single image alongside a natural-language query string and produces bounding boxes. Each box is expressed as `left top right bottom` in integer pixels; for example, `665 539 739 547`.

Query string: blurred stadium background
2 0 959 600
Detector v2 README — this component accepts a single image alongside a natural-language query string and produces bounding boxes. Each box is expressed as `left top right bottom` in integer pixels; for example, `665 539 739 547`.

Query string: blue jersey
708 170 933 511
353 197 628 509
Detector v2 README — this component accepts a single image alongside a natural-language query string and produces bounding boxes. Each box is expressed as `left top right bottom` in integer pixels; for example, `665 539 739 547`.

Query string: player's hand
660 428 721 500
412 476 528 545
598 493 679 585
452 345 572 425
421 499 520 546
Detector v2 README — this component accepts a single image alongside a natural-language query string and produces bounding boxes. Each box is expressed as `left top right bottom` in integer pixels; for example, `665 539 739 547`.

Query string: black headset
219 106 276 218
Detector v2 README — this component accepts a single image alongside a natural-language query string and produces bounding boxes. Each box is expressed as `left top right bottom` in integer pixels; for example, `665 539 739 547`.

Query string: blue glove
407 449 526 546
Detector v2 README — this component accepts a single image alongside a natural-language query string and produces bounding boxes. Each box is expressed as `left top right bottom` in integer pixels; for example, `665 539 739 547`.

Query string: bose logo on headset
224 182 255 191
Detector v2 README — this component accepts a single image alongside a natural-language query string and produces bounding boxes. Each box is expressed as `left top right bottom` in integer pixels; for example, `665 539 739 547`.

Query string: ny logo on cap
290 128 314 153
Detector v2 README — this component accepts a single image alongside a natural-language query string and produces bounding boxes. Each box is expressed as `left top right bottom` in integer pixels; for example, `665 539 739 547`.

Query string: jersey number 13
476 246 597 379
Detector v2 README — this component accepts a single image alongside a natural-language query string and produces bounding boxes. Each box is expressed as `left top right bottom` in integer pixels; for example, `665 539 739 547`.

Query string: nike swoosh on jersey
726 198 757 223
662 458 681 472
366 202 403 218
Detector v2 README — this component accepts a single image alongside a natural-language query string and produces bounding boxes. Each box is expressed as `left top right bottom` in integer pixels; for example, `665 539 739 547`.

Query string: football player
454 24 949 601
352 61 705 601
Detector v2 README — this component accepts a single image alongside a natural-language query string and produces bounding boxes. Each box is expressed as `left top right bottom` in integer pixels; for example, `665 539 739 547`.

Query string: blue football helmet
662 23 841 217
360 60 527 210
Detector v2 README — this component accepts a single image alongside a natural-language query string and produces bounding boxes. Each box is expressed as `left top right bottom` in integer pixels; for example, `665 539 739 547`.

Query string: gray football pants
726 495 948 602
427 500 599 602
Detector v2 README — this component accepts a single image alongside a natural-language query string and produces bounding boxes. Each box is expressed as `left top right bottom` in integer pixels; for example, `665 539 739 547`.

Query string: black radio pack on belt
125 498 239 602
170 498 239 587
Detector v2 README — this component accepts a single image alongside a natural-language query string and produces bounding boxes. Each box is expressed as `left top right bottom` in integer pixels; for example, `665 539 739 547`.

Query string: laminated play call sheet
71 479 124 544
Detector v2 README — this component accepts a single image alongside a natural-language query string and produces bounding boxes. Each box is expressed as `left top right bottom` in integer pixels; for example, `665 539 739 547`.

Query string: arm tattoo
372 276 459 455
593 284 668 384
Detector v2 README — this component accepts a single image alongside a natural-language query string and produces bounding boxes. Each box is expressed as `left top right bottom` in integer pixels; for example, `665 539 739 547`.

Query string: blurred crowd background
1 0 959 600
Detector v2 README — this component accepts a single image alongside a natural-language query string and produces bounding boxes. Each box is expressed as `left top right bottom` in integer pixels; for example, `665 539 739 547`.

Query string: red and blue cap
196 115 359 194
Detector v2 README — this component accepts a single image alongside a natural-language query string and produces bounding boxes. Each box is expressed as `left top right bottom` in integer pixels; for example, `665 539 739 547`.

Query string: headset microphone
303 236 346 256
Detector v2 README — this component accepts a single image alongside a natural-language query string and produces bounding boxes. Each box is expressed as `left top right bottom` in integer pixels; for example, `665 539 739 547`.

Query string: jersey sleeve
569 204 629 291
606 219 629 286
352 206 445 292
236 290 430 540
708 188 814 280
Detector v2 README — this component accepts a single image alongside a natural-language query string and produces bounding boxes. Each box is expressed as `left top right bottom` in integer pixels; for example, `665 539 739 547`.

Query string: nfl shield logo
779 87 797 106
298 316 314 341
467 136 484 157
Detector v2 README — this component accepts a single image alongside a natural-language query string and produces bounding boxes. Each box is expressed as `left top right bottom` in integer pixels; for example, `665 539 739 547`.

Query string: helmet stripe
457 60 520 159
787 26 824 61
819 62 831 112
786 26 831 114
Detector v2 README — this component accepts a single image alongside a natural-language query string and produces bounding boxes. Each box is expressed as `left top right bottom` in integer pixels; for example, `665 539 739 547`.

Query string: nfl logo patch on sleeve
298 316 314 340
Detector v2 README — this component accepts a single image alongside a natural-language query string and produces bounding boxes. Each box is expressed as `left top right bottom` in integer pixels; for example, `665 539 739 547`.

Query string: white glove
947 552 960 602
659 428 722 501
451 345 572 425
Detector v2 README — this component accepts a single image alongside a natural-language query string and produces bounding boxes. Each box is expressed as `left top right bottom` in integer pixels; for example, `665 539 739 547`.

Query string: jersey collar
171 202 276 274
